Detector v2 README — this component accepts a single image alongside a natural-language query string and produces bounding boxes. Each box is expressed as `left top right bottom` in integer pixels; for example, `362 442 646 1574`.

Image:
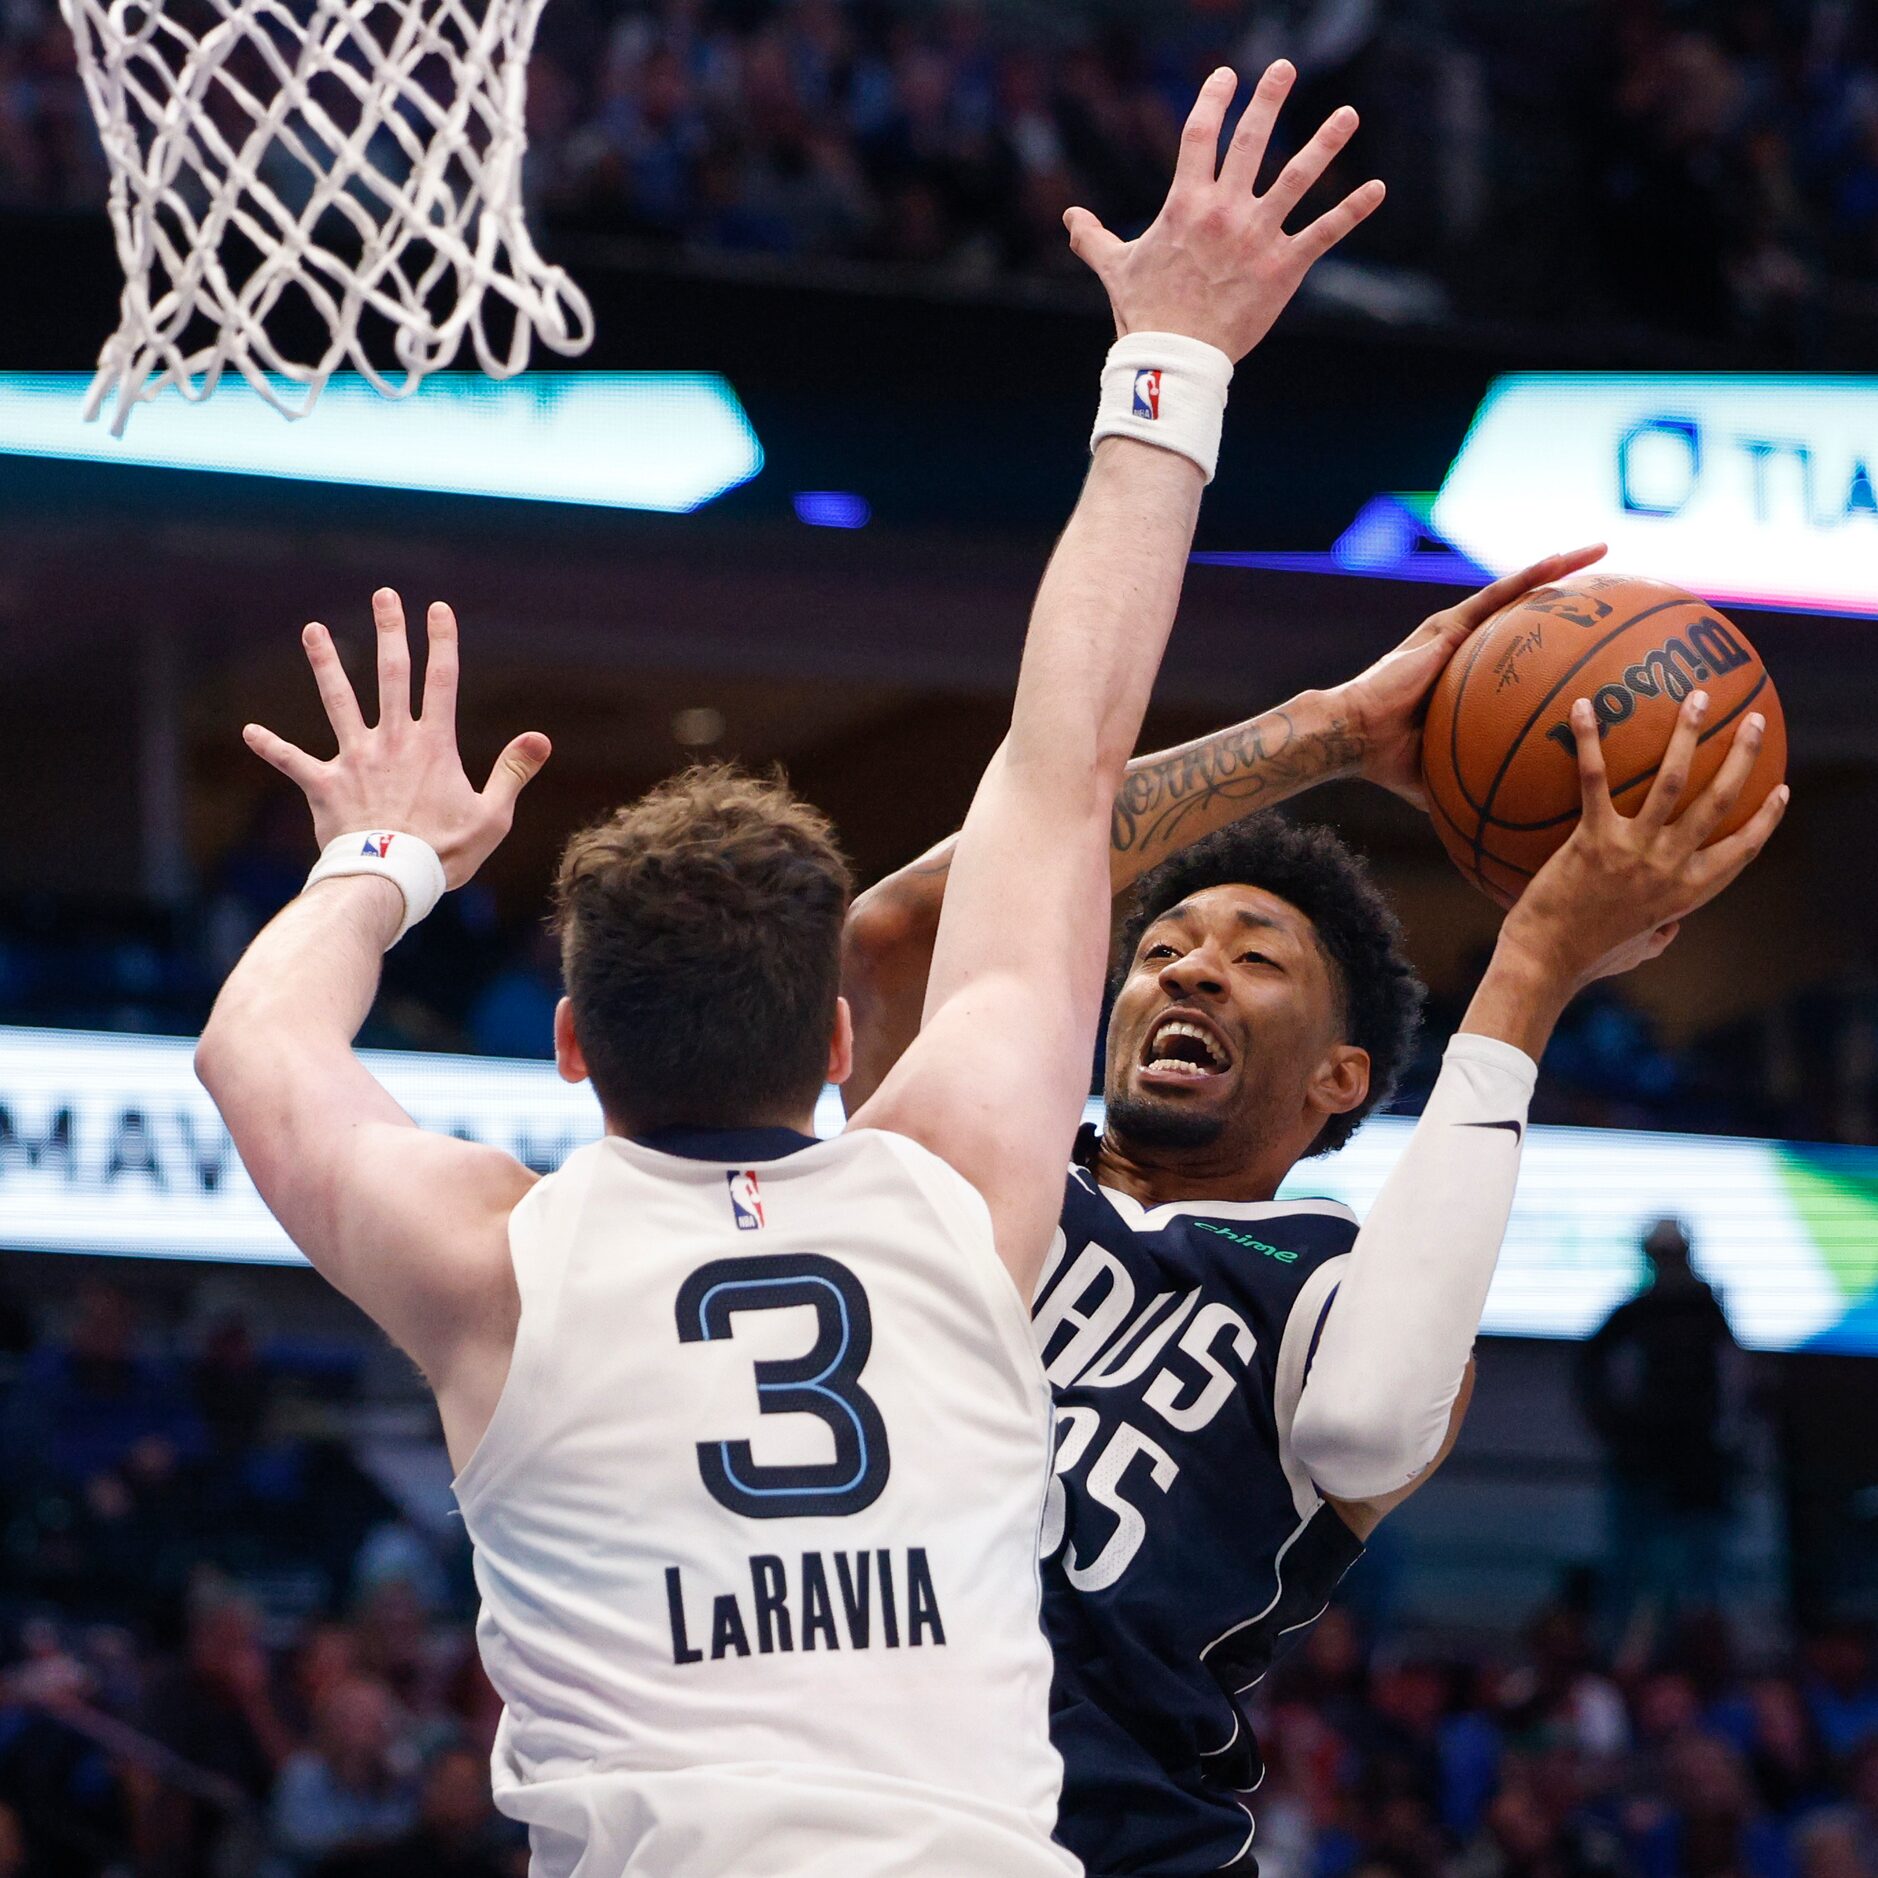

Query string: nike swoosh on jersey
1457 1119 1524 1139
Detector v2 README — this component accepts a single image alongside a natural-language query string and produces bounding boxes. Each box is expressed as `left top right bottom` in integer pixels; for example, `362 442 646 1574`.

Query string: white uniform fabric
454 1126 1079 1878
1291 1032 1539 1502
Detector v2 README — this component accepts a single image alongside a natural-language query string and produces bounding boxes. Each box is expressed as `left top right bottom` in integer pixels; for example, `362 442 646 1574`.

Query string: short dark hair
1112 815 1426 1155
551 764 852 1131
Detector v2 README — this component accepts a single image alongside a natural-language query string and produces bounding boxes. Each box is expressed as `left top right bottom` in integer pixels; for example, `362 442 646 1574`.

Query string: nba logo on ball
1133 369 1162 420
727 1171 765 1230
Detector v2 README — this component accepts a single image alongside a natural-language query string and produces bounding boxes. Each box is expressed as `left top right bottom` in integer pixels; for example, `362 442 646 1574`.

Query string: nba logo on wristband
1092 334 1231 482
306 829 446 949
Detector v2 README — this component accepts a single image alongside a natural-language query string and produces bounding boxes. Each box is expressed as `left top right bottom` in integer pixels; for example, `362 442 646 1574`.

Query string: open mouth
1140 1013 1233 1083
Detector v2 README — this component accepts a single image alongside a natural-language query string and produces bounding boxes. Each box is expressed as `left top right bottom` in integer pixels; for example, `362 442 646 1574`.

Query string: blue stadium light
1332 494 1423 572
1193 545 1488 586
0 372 764 513
1195 493 1489 585
794 490 871 529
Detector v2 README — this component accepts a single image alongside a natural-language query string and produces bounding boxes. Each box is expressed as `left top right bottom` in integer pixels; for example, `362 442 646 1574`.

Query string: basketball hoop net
61 0 595 433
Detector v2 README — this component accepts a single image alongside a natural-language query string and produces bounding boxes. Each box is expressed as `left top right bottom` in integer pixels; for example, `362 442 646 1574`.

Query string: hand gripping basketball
1420 577 1786 905
243 590 551 890
1336 545 1608 809
1499 690 1790 992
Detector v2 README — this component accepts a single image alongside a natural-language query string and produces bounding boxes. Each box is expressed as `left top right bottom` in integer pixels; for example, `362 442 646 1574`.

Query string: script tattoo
887 710 1364 892
1109 709 1364 861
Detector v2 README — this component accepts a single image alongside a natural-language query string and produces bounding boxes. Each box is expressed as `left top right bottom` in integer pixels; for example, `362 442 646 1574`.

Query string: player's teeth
1150 1020 1224 1067
1149 1057 1207 1077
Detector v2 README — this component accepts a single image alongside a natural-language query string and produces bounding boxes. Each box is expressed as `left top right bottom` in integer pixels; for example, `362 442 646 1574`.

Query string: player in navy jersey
844 589 1787 1869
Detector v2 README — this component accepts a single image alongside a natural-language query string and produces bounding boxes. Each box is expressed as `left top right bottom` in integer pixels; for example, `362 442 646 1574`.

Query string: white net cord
60 0 596 433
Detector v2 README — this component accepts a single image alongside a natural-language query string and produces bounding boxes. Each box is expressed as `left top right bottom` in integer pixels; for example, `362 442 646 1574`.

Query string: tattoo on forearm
1110 710 1366 859
884 710 1363 899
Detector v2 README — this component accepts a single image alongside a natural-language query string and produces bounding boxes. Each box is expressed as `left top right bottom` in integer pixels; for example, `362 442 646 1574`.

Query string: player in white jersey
193 63 1388 1876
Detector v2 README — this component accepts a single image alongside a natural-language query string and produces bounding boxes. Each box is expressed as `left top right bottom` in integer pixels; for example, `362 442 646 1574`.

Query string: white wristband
1090 331 1234 483
304 832 447 946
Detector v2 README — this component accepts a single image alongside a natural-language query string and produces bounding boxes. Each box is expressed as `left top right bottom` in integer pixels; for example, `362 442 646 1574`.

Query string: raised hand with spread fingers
1065 61 1386 360
244 587 549 890
197 593 551 1444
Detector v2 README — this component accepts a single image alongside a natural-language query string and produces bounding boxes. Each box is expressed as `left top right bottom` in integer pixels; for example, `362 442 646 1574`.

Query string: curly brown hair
552 764 853 1131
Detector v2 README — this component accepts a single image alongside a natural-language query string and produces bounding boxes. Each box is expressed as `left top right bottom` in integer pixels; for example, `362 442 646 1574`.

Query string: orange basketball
1420 575 1787 908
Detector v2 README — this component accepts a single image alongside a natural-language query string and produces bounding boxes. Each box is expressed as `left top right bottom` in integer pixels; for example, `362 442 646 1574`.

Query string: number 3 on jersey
676 1253 891 1518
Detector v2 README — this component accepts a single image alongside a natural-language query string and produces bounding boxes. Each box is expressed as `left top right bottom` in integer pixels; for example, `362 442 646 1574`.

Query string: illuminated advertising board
0 372 764 513
1432 376 1878 616
1203 373 1878 619
4 1028 1875 1354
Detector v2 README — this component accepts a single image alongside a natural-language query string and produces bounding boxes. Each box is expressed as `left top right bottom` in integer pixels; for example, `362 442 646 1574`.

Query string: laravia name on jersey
726 1169 765 1230
361 833 396 857
1133 369 1163 420
665 1547 947 1663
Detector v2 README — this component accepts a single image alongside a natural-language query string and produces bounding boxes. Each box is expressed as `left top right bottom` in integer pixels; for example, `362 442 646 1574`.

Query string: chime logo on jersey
1133 369 1162 420
726 1169 765 1230
361 833 395 857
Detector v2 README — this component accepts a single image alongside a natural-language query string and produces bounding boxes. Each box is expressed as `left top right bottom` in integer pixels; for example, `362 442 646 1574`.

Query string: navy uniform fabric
1038 1127 1367 1875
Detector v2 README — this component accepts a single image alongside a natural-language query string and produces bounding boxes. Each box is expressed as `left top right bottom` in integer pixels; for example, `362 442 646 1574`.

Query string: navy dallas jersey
1036 1127 1367 1875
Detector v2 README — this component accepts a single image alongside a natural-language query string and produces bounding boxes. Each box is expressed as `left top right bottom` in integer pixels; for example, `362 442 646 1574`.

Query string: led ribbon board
4 1027 1877 1353
1432 375 1878 616
0 373 763 512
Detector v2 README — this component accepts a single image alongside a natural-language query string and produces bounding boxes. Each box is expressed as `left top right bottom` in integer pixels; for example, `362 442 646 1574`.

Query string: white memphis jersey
453 1124 1078 1878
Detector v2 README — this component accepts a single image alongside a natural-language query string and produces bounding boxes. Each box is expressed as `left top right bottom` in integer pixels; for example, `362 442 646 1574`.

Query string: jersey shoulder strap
850 1126 1045 1399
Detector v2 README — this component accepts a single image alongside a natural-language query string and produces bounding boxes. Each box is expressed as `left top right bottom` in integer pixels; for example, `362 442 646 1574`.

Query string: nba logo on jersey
1132 369 1162 419
361 833 395 857
726 1169 765 1230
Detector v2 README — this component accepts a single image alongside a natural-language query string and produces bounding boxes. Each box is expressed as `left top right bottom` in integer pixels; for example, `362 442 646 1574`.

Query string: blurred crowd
0 791 565 1064
0 1278 1875 1877
0 1281 521 1878
3 0 1878 352
1249 1599 1878 1878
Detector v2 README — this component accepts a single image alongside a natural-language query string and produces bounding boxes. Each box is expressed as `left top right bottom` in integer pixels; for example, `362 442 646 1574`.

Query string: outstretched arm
196 592 550 1448
842 546 1605 1111
850 61 1385 1296
1293 688 1789 1521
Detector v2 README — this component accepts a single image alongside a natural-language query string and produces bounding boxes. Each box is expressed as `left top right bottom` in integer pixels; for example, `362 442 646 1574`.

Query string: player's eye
1238 950 1278 969
1143 942 1179 962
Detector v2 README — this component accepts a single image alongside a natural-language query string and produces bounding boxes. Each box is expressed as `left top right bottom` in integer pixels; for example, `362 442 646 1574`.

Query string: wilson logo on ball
1542 616 1755 753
